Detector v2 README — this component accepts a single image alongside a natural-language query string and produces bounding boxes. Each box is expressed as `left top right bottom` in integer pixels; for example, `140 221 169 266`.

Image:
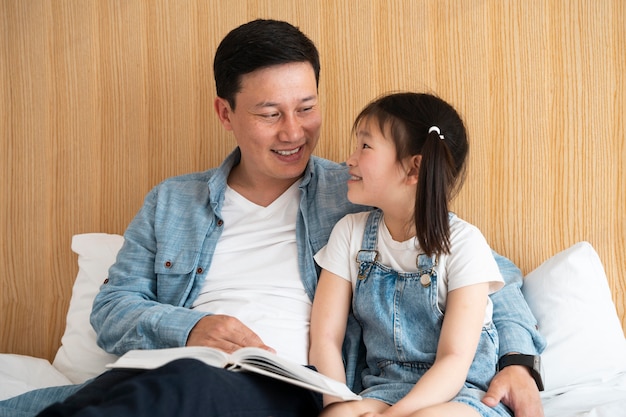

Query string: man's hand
186 315 275 354
482 365 544 417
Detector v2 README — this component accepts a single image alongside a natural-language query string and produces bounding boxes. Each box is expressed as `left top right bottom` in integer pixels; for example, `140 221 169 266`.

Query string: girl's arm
385 282 490 417
309 269 353 406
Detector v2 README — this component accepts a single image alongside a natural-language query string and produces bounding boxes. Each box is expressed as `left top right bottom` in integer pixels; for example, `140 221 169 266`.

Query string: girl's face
346 117 417 212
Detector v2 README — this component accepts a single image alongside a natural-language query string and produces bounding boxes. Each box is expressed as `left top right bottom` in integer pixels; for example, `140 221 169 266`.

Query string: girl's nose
346 149 358 167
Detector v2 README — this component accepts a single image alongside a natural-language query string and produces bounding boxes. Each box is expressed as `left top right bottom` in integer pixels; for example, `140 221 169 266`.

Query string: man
1 19 545 417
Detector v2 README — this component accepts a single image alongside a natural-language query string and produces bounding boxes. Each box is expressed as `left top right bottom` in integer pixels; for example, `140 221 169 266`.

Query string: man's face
215 62 321 186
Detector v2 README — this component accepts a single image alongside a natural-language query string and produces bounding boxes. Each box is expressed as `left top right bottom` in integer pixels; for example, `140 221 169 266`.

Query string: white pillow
0 353 72 400
52 233 124 383
522 241 626 394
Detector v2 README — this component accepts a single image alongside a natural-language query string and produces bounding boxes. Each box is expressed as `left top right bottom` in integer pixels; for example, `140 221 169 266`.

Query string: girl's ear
405 155 421 185
214 97 234 131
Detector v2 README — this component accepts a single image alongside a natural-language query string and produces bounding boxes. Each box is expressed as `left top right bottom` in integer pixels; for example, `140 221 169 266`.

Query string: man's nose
278 114 303 142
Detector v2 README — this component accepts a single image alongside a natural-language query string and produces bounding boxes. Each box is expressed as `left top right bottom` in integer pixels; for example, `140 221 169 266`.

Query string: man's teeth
350 175 361 180
275 148 300 156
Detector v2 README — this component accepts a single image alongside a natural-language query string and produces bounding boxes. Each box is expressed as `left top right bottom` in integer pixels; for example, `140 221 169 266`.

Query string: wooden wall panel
1 0 624 362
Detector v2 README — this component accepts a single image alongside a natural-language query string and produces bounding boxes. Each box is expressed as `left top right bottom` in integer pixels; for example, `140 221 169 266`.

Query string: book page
230 347 360 400
106 346 230 370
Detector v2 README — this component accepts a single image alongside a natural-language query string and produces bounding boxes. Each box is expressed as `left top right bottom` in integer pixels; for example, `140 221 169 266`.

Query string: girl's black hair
352 92 468 256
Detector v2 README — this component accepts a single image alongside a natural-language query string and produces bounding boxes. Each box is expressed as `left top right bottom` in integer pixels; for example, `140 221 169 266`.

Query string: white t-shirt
192 181 311 364
314 211 504 326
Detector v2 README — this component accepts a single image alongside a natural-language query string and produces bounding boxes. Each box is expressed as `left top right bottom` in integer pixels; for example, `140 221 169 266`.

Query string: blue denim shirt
91 147 545 392
91 148 363 352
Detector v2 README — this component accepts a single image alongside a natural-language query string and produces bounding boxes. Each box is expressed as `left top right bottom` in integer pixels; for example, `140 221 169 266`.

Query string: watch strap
497 354 544 391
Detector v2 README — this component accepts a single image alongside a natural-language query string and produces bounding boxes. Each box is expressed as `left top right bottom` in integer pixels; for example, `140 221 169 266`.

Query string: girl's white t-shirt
192 181 311 364
314 211 504 326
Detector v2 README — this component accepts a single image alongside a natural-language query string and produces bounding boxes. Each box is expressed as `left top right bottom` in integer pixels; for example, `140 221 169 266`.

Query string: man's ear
214 97 234 131
405 155 421 185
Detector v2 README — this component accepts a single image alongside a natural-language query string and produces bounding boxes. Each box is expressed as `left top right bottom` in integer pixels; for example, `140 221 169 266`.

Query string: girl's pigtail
415 126 456 256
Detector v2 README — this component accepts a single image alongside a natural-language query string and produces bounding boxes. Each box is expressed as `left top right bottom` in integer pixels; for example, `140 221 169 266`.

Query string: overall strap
355 209 383 280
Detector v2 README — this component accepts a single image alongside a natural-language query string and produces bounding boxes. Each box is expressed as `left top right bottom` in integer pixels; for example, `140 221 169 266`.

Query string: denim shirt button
164 261 172 268
217 219 224 227
196 267 204 274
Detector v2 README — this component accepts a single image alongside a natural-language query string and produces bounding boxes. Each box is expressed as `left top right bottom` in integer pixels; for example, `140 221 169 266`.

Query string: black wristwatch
497 354 544 391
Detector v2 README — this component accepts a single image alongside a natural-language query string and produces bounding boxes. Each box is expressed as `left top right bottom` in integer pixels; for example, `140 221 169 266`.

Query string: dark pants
37 359 323 417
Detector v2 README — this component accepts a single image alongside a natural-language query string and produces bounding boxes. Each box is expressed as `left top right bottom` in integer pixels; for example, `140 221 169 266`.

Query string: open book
107 346 361 401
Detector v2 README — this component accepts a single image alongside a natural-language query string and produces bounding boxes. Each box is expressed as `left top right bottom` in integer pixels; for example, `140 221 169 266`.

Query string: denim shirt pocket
154 249 199 306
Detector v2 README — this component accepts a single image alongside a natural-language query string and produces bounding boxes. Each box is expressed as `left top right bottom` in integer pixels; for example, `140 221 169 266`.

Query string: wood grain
1 0 624 361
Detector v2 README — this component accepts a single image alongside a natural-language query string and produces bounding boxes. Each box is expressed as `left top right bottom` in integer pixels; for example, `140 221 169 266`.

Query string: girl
309 92 511 417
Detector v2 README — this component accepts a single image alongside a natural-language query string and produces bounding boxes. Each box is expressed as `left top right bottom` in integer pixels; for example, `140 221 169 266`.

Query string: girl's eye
362 143 371 149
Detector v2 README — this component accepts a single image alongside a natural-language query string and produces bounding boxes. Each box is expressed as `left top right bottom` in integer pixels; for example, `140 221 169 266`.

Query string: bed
1 233 625 416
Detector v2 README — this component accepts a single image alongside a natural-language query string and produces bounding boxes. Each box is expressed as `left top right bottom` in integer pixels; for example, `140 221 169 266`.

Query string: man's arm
484 251 547 417
490 251 546 356
90 186 209 355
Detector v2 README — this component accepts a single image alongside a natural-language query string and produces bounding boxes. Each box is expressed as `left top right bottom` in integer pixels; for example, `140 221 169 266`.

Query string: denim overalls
352 210 511 416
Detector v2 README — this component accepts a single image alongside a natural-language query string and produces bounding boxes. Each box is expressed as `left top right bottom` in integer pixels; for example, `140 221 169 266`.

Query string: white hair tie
428 126 444 140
